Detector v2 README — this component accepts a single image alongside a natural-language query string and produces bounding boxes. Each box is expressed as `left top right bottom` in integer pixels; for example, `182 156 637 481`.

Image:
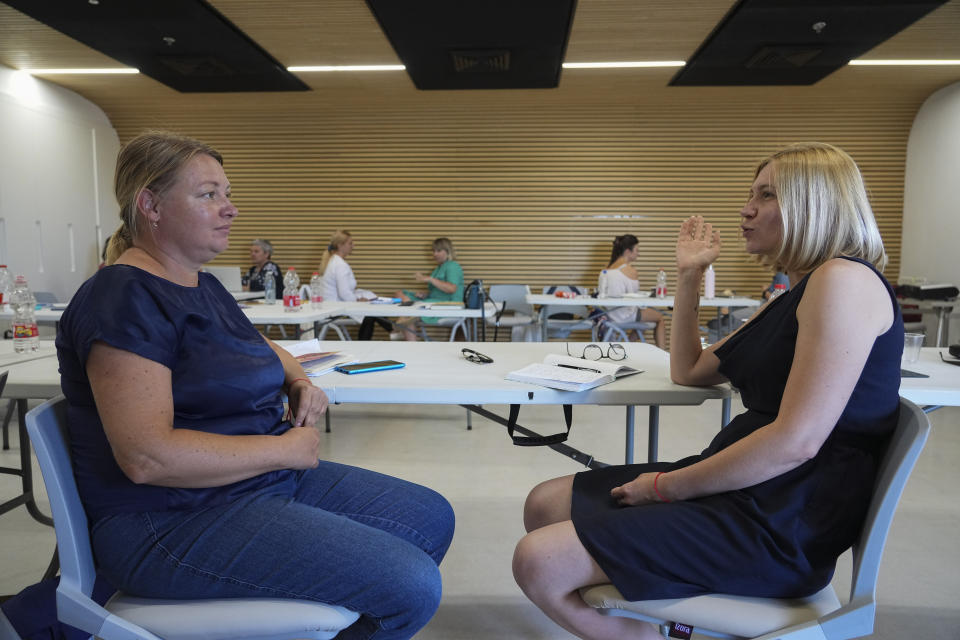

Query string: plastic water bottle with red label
11 275 39 353
0 265 12 306
283 267 301 312
656 268 668 299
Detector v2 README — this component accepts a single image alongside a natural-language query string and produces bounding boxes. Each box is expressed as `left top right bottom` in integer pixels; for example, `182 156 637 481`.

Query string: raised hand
676 215 721 273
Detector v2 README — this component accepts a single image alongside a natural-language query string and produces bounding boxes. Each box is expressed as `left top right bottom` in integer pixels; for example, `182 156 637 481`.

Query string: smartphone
335 360 406 374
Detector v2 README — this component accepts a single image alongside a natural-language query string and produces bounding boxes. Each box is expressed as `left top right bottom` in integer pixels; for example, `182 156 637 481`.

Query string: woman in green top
394 237 464 340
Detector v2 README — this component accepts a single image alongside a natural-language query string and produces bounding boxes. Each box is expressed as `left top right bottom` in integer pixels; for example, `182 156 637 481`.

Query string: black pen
557 364 602 373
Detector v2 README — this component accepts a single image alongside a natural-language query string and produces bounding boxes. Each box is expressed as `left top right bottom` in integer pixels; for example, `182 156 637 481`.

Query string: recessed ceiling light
287 65 406 72
562 61 686 69
849 59 960 66
24 68 140 75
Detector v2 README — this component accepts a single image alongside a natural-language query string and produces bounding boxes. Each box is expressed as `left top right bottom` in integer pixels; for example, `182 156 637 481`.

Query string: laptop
203 265 243 292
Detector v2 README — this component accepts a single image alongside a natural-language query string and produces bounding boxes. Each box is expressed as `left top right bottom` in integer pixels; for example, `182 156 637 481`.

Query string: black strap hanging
507 403 573 446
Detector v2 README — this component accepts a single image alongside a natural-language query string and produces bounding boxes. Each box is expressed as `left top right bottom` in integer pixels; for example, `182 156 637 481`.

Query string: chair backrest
25 396 123 634
487 284 534 316
541 285 590 319
824 398 930 632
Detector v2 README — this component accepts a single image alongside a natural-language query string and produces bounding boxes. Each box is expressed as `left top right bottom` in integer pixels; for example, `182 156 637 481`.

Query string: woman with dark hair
244 238 282 293
514 143 902 639
58 131 455 640
600 234 666 348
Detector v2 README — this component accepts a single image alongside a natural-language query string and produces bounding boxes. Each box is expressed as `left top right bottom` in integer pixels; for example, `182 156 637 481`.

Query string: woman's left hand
610 472 664 506
414 272 429 283
286 380 328 427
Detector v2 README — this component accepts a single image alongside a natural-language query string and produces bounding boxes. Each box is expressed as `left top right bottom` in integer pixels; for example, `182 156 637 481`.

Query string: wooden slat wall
103 89 917 340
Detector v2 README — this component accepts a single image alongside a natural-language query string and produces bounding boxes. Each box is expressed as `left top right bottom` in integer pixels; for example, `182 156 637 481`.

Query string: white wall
900 80 960 345
0 64 119 302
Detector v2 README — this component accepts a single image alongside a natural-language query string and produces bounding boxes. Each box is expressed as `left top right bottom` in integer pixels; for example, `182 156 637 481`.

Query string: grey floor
1 398 958 639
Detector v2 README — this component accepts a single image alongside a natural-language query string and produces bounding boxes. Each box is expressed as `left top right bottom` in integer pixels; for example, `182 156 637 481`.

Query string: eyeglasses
462 348 494 364
566 342 626 361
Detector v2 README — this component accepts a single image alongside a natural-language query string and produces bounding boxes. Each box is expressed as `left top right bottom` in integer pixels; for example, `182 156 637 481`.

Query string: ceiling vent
451 50 511 74
366 0 576 90
671 0 949 86
2 0 308 93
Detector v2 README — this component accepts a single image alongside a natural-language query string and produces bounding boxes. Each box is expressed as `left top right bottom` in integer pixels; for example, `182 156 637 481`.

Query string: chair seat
580 583 841 639
107 594 360 640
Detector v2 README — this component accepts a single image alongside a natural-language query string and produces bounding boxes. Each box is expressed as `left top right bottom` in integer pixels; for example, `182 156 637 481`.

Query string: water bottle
309 271 324 309
263 266 277 304
704 264 716 298
11 275 39 353
598 270 609 298
0 265 12 306
656 268 668 299
283 267 301 312
770 283 787 300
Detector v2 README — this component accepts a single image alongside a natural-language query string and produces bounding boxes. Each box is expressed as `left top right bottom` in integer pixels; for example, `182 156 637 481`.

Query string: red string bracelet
289 377 311 388
653 472 671 503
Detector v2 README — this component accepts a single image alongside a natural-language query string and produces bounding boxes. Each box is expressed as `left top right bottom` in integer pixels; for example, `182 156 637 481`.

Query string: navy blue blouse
56 265 297 523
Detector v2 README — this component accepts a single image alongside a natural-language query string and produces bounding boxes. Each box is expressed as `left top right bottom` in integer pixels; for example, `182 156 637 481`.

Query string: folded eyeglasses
462 348 494 364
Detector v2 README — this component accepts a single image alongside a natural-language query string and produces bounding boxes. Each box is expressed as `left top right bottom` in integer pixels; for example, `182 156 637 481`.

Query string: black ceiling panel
1 0 308 93
671 0 949 86
366 0 577 90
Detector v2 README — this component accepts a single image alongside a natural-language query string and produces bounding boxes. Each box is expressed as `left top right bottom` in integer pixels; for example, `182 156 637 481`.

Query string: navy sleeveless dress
571 257 903 600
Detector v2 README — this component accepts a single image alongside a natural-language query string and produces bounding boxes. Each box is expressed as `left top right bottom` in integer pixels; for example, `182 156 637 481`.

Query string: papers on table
282 339 356 377
369 297 402 304
421 301 465 309
506 354 642 392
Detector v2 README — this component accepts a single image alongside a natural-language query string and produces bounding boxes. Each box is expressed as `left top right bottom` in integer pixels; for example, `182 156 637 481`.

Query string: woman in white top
320 230 390 340
601 234 665 348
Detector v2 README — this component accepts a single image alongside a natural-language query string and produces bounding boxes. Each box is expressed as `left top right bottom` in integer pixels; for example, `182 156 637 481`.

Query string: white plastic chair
581 397 930 640
600 318 657 343
540 286 597 341
484 284 539 341
26 396 359 640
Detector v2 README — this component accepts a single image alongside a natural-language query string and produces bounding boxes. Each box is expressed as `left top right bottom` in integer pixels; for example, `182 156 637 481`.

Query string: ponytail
104 223 133 265
607 234 639 267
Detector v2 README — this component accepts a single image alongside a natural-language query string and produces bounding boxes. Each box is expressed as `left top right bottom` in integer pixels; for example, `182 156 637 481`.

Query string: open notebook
506 354 642 392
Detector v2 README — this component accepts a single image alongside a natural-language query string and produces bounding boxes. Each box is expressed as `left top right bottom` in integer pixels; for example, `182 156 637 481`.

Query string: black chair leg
2 399 15 450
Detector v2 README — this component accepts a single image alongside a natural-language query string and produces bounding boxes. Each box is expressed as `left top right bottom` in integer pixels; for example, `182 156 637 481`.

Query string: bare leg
640 308 665 349
523 474 575 532
513 521 663 640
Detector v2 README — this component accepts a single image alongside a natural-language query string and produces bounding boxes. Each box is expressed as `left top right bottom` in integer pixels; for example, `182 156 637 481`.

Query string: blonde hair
320 229 352 274
432 237 455 260
758 142 886 274
106 131 223 265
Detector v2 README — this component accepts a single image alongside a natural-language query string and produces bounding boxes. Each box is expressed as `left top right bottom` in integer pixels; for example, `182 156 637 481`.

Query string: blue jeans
91 461 455 640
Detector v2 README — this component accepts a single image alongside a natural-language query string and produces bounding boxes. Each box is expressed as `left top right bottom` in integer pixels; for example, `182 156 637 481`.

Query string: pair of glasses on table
462 348 494 364
566 342 627 361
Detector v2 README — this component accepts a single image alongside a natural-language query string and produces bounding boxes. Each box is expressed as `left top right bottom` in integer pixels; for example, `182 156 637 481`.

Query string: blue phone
335 360 405 374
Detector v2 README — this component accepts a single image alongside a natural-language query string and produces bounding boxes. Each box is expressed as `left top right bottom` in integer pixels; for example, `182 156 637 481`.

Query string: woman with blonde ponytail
54 131 454 639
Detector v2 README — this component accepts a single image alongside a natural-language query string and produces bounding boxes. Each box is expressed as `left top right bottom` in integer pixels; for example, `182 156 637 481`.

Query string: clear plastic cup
903 333 924 364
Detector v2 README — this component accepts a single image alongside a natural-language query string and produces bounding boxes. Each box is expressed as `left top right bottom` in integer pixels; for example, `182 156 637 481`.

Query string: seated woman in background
393 237 464 341
244 238 282 293
513 142 902 640
57 131 455 640
601 234 666 348
320 229 392 340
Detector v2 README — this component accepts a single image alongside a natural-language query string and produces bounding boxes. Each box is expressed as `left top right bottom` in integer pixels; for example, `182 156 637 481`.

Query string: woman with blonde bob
513 143 903 640
58 131 454 640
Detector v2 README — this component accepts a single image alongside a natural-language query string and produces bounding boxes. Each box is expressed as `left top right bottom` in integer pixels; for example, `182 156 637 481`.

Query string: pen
557 364 602 373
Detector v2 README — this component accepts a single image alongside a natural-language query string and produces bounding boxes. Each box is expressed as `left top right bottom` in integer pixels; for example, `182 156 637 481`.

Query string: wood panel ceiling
1 0 958 112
